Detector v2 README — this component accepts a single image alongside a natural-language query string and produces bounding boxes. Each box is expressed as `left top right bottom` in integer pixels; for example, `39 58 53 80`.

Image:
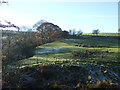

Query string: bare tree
77 29 83 35
92 29 100 35
0 20 20 31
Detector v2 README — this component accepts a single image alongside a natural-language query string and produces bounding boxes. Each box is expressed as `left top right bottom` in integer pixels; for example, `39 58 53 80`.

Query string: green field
3 33 120 88
10 35 118 67
83 33 119 36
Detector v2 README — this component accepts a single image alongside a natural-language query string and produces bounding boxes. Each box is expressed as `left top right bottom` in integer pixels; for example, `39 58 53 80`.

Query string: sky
0 0 118 33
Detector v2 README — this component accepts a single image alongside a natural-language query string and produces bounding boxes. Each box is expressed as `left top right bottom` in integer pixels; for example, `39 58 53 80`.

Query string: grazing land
82 33 119 36
3 33 120 89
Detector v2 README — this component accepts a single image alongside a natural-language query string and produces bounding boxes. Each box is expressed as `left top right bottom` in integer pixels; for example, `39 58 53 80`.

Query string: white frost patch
35 48 62 54
81 64 120 85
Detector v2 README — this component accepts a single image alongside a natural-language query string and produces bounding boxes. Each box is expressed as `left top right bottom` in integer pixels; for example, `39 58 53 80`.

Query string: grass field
11 35 119 67
83 33 119 36
3 33 120 88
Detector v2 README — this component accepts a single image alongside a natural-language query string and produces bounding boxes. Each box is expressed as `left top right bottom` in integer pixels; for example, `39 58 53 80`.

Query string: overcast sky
0 0 118 33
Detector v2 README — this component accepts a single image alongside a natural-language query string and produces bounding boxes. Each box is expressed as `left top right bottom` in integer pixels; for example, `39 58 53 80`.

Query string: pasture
3 33 120 89
13 35 119 66
82 33 119 36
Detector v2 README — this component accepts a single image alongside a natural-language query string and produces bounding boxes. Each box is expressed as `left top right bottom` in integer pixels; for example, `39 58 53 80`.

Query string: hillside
3 33 120 89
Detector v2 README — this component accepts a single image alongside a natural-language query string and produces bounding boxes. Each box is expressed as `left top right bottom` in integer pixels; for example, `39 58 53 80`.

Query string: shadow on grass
60 36 119 48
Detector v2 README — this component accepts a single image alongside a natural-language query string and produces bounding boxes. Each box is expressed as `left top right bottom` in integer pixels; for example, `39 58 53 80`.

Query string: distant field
83 33 119 36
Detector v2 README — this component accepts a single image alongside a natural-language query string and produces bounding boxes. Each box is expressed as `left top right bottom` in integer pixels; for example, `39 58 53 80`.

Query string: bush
2 32 37 63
